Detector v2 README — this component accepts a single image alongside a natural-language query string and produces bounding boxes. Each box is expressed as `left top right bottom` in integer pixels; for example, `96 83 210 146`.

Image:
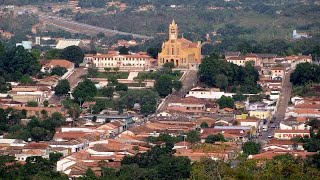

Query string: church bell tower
169 19 178 40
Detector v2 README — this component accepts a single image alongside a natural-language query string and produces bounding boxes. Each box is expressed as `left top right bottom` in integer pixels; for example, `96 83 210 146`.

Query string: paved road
158 70 198 112
67 68 88 90
39 14 152 39
259 70 293 142
49 68 88 104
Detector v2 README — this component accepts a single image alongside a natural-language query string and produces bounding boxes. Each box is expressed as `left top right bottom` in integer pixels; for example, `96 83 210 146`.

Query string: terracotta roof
24 142 49 149
43 59 74 69
251 150 315 160
226 56 245 60
271 67 284 70
92 54 152 59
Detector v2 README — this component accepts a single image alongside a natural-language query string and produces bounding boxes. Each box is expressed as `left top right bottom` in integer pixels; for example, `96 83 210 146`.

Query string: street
158 70 198 112
259 69 293 143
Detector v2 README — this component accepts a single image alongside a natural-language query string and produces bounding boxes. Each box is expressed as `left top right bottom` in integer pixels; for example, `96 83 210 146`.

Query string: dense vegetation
199 54 261 94
290 63 320 86
0 107 66 141
0 153 67 180
0 43 40 82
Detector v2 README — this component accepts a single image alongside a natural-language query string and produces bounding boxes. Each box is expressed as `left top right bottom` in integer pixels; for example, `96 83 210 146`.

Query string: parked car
268 134 274 138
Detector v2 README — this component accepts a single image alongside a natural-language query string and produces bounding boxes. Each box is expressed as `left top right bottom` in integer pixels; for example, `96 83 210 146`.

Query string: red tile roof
24 142 49 149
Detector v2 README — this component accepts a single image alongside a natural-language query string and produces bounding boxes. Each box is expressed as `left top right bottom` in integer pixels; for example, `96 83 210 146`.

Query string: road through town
259 70 293 142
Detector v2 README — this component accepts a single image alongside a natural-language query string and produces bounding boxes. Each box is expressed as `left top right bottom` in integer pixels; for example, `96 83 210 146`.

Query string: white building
186 87 234 99
86 53 153 69
55 39 85 49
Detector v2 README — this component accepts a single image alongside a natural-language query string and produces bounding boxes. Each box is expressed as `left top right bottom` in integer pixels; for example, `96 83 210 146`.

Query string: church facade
158 20 201 68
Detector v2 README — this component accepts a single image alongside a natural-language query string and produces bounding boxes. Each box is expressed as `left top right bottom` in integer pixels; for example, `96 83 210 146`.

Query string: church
158 20 202 68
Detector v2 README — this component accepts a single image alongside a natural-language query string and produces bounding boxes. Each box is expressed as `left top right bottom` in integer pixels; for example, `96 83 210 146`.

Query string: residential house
167 97 207 114
56 139 147 178
285 55 312 69
249 150 315 160
16 142 50 161
41 59 75 79
186 87 234 99
271 66 285 80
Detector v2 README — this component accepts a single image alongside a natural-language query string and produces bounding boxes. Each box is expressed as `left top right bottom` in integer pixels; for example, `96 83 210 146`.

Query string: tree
60 45 84 65
217 95 234 109
19 75 34 84
141 104 156 116
200 122 209 128
185 130 200 143
205 134 226 143
50 66 67 76
147 48 160 59
233 93 246 102
73 79 97 102
113 67 120 74
290 63 320 86
54 79 70 96
97 32 105 39
100 86 114 99
155 74 174 97
44 49 61 60
43 100 49 107
87 67 98 78
215 74 228 90
104 67 111 72
115 83 128 91
27 101 38 107
308 119 320 130
162 62 175 69
242 141 261 155
118 46 129 55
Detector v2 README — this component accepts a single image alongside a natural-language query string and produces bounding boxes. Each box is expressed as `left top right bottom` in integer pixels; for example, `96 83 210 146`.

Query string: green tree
141 104 156 116
118 46 129 55
205 134 226 143
43 100 49 107
50 66 67 76
54 79 70 96
44 49 61 60
147 47 160 59
217 95 234 109
60 45 84 65
115 83 128 91
100 86 114 99
97 32 105 39
27 101 38 107
200 122 209 128
242 141 261 155
215 74 228 90
162 62 175 69
155 74 174 97
87 67 98 78
73 79 97 102
185 130 200 143
19 75 34 84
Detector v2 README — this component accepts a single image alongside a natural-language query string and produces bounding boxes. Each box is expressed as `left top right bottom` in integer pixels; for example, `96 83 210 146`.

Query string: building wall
92 55 151 69
249 110 271 120
274 132 310 140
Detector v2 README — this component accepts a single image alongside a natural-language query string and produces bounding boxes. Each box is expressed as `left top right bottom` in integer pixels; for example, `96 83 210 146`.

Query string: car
268 134 274 138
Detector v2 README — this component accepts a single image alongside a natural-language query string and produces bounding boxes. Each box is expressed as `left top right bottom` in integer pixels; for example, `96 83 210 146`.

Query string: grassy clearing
96 72 129 79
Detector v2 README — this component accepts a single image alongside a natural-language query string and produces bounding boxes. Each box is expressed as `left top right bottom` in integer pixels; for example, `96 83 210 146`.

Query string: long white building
84 53 154 69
